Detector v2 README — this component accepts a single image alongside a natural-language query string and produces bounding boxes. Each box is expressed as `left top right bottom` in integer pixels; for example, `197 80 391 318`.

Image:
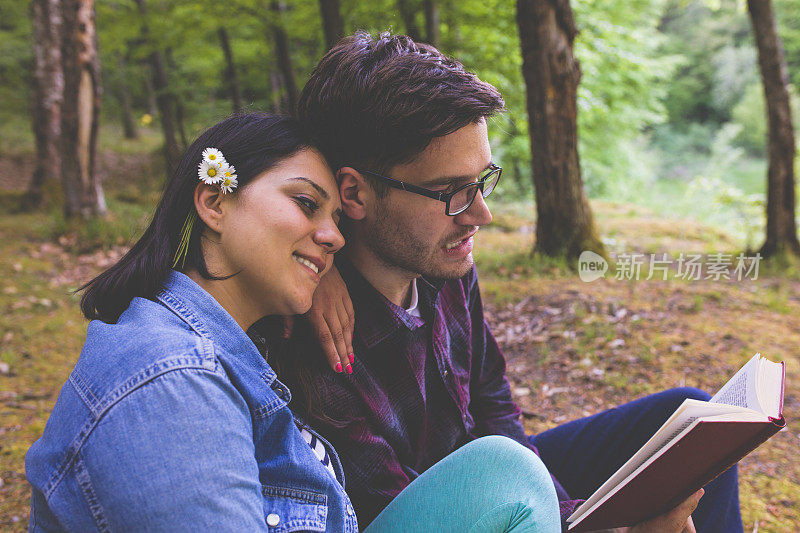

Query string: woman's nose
314 219 345 252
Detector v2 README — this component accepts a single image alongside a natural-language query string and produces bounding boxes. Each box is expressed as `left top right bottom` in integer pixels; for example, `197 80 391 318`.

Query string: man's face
363 119 494 280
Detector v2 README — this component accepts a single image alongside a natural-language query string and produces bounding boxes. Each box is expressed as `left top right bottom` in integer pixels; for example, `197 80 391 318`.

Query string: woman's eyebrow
287 176 331 199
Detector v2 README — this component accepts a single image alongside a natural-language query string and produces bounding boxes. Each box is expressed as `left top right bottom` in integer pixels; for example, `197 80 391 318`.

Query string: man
264 32 742 532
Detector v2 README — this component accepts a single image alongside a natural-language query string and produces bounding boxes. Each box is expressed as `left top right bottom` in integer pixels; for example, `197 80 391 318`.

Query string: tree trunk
443 0 462 50
747 0 800 258
150 50 182 170
270 1 299 114
60 0 105 218
318 0 344 50
516 0 604 259
397 0 422 42
135 0 181 173
270 71 283 113
218 27 244 112
27 0 64 208
423 0 440 48
165 48 188 150
117 54 138 139
143 71 157 116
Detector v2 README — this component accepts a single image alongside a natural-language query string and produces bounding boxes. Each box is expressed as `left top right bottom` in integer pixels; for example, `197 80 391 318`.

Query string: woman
26 114 559 532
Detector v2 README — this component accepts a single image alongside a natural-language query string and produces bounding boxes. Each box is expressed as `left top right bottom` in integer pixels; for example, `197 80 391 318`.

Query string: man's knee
662 386 711 404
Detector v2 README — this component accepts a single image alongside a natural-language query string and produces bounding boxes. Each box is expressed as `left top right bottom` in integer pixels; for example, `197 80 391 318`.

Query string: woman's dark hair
255 316 352 428
297 31 505 195
80 113 313 323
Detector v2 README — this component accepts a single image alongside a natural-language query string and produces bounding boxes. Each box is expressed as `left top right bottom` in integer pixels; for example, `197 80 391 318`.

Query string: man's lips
444 230 477 250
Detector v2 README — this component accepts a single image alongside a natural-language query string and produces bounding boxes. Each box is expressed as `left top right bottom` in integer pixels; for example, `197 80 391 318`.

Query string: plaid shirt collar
335 255 445 349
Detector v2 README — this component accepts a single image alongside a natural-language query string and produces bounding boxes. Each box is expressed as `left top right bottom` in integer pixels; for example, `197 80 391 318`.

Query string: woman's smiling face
216 148 344 318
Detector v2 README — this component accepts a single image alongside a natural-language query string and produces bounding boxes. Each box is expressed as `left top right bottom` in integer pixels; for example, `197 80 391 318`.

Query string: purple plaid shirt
283 257 582 529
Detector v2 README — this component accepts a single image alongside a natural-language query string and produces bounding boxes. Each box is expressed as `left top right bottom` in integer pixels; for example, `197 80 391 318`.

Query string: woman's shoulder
75 295 220 409
27 336 255 522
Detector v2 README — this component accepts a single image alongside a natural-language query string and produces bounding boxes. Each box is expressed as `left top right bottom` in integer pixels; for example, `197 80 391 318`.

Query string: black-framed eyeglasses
357 164 502 216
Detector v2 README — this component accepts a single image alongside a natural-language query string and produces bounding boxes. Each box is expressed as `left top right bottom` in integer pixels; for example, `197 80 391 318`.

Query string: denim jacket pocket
262 485 328 532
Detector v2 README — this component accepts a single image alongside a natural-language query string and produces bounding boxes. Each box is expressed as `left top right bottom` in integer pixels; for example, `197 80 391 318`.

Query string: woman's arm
294 264 355 373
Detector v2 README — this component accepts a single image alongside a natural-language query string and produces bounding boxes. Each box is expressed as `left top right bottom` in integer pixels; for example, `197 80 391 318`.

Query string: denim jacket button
347 505 354 516
266 513 280 527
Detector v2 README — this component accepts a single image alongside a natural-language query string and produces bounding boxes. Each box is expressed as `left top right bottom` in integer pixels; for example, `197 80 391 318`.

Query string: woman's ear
194 183 225 233
337 167 371 221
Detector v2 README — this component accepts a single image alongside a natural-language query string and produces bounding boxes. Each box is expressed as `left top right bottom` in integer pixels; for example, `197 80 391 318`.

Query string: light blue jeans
365 436 560 533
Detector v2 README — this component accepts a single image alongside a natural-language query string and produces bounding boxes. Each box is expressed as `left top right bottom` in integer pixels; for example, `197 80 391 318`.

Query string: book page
711 354 760 410
756 357 785 419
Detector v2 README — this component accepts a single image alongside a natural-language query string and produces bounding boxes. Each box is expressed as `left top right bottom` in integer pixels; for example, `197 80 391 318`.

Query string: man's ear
337 167 371 221
194 183 225 233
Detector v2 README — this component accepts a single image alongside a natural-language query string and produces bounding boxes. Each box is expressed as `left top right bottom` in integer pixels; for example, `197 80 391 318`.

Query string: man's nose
454 191 492 227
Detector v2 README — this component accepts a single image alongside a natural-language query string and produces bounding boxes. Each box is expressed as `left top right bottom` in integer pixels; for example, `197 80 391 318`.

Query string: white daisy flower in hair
220 173 238 194
198 160 222 184
222 163 236 180
202 147 226 165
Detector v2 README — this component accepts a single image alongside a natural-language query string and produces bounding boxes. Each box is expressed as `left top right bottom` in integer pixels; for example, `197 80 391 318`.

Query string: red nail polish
346 363 353 374
335 362 343 373
349 353 355 364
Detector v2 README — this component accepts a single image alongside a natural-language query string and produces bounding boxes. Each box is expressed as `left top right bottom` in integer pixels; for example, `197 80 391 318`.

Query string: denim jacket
25 271 359 532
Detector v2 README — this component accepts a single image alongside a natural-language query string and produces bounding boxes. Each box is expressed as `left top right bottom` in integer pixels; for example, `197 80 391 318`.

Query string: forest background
1 0 799 531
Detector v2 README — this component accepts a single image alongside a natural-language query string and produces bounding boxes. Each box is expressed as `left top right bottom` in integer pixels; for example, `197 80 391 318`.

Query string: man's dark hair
297 31 504 195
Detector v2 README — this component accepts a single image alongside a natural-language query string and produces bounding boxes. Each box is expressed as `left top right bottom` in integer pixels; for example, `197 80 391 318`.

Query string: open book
567 353 786 532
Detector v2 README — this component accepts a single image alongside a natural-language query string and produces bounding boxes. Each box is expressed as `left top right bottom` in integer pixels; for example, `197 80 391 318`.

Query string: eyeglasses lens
447 169 500 215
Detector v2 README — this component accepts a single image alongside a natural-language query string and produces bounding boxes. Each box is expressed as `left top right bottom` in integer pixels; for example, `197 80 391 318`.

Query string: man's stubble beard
365 202 474 281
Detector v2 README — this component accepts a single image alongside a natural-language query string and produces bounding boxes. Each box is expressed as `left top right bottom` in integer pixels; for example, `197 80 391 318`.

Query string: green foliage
572 0 674 198
438 0 530 190
658 0 754 126
97 0 334 135
685 124 766 250
730 81 800 156
710 44 758 116
650 122 715 179
776 0 800 89
0 0 33 142
2 0 793 227
731 82 768 156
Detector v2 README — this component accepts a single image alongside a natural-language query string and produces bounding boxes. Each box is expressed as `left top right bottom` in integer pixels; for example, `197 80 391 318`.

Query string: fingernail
335 362 343 373
349 353 355 364
346 363 353 374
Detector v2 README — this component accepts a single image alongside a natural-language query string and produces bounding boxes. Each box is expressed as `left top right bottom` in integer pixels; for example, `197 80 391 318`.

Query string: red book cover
568 417 785 531
569 358 785 532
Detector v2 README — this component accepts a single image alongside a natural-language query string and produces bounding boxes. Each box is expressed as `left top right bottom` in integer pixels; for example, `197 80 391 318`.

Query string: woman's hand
303 264 355 373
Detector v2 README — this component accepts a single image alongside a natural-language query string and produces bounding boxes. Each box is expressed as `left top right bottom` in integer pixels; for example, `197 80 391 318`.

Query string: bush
731 81 800 156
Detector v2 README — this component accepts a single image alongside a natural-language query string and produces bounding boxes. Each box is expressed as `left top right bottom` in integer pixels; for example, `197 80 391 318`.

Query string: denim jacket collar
156 270 278 383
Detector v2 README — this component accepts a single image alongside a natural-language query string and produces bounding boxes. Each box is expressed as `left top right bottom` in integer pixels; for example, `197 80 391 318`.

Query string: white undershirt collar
405 278 421 318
